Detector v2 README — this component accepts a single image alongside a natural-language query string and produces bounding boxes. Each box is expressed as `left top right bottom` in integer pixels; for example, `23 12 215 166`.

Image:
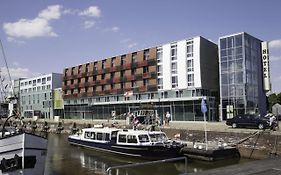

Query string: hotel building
62 36 219 121
19 73 62 119
219 32 268 120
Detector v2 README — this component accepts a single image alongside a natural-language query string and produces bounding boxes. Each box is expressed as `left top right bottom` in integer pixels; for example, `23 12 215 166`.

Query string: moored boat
0 130 48 175
68 126 184 160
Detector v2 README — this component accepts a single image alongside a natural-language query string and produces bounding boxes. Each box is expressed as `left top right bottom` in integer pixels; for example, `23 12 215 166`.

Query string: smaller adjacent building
19 73 62 119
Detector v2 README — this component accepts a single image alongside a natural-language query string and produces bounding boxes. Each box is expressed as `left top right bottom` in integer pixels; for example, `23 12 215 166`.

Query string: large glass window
187 74 194 86
171 44 177 61
187 59 194 72
220 38 226 49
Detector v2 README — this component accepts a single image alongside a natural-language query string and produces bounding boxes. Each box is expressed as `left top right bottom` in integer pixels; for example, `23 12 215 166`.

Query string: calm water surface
44 133 250 175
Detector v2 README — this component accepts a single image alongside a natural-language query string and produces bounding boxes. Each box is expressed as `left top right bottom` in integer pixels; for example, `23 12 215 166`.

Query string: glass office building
219 32 267 120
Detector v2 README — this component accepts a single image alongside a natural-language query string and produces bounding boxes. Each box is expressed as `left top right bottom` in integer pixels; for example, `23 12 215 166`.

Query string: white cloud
3 5 62 39
63 8 79 15
38 5 62 20
270 56 281 62
269 39 281 48
83 21 95 29
111 26 119 32
128 43 137 48
79 6 101 18
1 66 41 82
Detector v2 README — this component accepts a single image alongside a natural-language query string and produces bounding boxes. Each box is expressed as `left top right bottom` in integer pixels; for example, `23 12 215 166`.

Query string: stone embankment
2 119 280 159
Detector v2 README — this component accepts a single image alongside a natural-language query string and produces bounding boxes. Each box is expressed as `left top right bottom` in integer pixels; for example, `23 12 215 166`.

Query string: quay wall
2 119 280 159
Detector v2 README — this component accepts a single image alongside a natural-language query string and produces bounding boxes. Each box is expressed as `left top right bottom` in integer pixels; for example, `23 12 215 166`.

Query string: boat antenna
0 39 15 98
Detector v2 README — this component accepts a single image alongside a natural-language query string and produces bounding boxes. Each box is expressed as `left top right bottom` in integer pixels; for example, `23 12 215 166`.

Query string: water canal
44 133 251 175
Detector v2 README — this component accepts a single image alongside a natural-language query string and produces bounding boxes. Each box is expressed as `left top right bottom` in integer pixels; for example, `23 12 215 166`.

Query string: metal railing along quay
106 156 188 175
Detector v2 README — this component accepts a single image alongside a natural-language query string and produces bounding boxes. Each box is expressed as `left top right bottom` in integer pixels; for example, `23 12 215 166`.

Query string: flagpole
201 97 208 151
203 112 208 150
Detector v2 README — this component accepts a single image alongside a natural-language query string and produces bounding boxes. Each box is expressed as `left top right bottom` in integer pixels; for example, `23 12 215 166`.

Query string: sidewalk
166 121 281 135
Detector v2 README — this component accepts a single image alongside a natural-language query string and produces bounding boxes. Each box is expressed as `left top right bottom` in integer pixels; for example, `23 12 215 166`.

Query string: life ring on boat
85 132 91 138
1 158 9 172
14 154 21 168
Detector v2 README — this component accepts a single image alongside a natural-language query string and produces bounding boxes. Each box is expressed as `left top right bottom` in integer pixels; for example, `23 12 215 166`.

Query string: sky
0 0 281 92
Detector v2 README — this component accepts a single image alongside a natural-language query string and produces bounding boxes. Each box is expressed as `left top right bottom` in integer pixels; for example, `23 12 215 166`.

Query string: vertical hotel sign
261 42 271 91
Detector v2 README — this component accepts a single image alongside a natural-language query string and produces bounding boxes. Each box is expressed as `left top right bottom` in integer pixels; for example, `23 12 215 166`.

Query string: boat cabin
81 127 168 145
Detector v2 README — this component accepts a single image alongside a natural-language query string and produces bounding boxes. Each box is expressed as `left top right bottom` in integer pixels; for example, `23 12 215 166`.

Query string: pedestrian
269 115 277 131
165 112 171 126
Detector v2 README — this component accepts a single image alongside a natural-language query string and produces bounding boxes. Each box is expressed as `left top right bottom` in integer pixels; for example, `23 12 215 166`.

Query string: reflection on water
44 133 250 175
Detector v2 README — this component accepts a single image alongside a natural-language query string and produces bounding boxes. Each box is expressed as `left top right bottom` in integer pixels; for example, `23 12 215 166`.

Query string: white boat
68 126 184 160
0 130 48 175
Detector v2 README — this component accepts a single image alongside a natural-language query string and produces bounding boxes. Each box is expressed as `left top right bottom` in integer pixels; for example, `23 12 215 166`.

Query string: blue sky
0 0 281 92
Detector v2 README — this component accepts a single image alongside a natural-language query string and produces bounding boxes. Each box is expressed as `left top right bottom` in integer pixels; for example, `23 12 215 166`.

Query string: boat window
97 132 103 140
118 134 127 143
84 132 92 139
91 132 96 140
105 133 110 141
149 134 167 142
127 135 138 143
138 135 149 143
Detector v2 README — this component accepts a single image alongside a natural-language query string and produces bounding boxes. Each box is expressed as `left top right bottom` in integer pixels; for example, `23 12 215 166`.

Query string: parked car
226 114 270 129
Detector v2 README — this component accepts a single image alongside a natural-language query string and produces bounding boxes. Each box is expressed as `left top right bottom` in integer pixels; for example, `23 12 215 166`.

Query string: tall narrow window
144 49 149 60
171 43 177 61
121 55 126 65
132 52 137 63
111 57 116 67
157 47 163 63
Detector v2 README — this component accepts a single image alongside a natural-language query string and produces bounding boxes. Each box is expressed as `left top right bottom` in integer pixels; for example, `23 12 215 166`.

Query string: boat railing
106 156 188 175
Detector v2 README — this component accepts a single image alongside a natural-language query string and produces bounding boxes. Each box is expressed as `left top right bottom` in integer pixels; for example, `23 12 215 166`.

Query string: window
21 82 24 86
47 85 51 89
25 82 27 86
121 55 126 65
37 79 41 83
32 80 36 86
97 133 103 140
102 60 106 69
172 76 178 88
94 62 97 71
127 135 138 143
171 62 177 74
144 49 149 60
171 43 177 60
118 134 127 143
157 78 163 89
131 69 136 75
187 74 194 86
186 40 194 57
187 59 194 72
101 74 105 80
143 79 148 86
138 135 149 143
157 47 163 63
131 81 136 88
71 67 75 75
111 57 116 67
157 65 162 76
47 76 51 81
132 52 137 63
121 70 125 78
143 66 148 73
111 72 115 79
93 76 96 81
42 78 46 84
86 63 90 72
78 65 82 74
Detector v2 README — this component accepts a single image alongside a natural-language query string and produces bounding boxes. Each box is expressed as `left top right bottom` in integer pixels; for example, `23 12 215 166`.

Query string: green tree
268 93 278 112
277 92 281 104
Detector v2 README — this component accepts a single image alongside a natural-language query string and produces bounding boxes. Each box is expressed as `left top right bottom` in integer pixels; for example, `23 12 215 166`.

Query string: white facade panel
177 40 187 89
193 37 202 88
162 43 171 90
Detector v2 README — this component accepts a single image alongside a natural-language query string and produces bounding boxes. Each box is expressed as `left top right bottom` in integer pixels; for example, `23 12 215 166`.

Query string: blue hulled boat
68 127 184 160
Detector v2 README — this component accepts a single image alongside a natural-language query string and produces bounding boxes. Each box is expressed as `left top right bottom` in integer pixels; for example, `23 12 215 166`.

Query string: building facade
219 32 267 120
62 36 219 121
19 73 62 119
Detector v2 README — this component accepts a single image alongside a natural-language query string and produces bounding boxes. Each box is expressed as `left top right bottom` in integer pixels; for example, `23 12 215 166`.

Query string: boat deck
189 157 281 175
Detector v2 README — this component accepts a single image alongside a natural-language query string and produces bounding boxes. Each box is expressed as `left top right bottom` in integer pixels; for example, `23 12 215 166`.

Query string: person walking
165 112 171 126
